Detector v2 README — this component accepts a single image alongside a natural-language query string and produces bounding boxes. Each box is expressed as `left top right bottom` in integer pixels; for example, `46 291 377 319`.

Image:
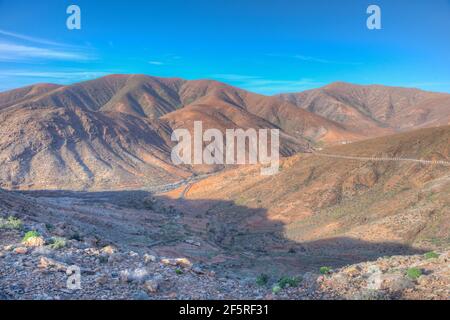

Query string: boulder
101 245 117 255
13 247 28 254
38 256 68 271
161 257 192 268
23 236 45 247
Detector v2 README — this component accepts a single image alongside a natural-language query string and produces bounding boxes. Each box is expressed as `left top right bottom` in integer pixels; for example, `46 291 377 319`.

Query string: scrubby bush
0 216 23 230
256 273 269 286
406 268 422 280
319 266 332 275
22 230 40 243
69 232 83 241
424 251 439 260
49 237 66 250
175 268 183 275
272 285 281 294
278 276 301 289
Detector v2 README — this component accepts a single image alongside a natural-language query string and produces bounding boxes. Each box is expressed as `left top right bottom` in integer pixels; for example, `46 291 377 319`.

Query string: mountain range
0 74 449 190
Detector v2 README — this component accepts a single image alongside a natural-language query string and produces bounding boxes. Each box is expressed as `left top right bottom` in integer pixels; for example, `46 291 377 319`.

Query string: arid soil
1 218 448 300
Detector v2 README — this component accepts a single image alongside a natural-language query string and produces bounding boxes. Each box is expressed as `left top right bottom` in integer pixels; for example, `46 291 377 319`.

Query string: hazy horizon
3 73 450 96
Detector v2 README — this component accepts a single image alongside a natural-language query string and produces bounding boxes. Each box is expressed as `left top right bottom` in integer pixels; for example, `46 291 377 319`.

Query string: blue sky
0 0 449 94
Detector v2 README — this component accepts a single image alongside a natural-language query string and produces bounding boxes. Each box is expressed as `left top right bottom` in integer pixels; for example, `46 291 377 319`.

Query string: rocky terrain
1 77 449 300
0 125 449 300
0 223 448 300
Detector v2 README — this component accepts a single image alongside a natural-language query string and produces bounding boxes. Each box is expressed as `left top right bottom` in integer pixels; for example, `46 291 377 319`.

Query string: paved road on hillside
312 152 450 166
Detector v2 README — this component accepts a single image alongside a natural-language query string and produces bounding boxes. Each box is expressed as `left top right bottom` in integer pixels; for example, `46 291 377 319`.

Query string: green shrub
424 251 439 260
22 230 40 243
256 273 269 286
0 216 23 230
175 268 183 275
98 255 109 264
278 276 301 289
69 232 83 241
272 285 281 294
49 237 66 250
319 266 332 275
406 268 422 280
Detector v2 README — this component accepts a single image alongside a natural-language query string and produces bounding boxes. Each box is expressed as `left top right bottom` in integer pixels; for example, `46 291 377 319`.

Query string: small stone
32 246 53 256
144 279 159 293
143 275 163 294
380 273 415 292
101 245 117 255
84 248 101 256
207 270 216 277
119 270 130 283
185 239 201 247
13 247 28 254
161 257 192 268
129 251 139 257
167 292 177 299
95 274 109 285
143 253 157 264
344 265 361 277
192 266 205 274
38 256 67 271
108 254 122 264
120 268 150 284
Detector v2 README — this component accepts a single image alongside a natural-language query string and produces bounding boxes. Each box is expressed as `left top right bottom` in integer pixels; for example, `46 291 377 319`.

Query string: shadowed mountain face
0 103 190 190
0 75 449 190
279 82 450 136
170 126 450 252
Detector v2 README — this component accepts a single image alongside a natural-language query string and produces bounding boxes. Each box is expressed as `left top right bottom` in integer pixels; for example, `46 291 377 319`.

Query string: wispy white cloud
1 70 108 80
0 29 71 47
148 60 164 65
146 54 182 66
211 74 322 94
0 42 93 61
0 70 111 92
0 29 95 62
267 53 362 66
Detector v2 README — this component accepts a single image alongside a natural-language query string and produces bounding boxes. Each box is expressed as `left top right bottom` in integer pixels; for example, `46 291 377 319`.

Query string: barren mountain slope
0 102 189 190
0 83 62 110
2 76 449 190
169 126 450 257
0 75 357 190
7 75 359 143
279 82 450 135
173 79 361 143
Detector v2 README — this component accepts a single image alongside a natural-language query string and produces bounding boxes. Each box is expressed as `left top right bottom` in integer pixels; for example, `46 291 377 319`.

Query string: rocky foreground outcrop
1 223 448 300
